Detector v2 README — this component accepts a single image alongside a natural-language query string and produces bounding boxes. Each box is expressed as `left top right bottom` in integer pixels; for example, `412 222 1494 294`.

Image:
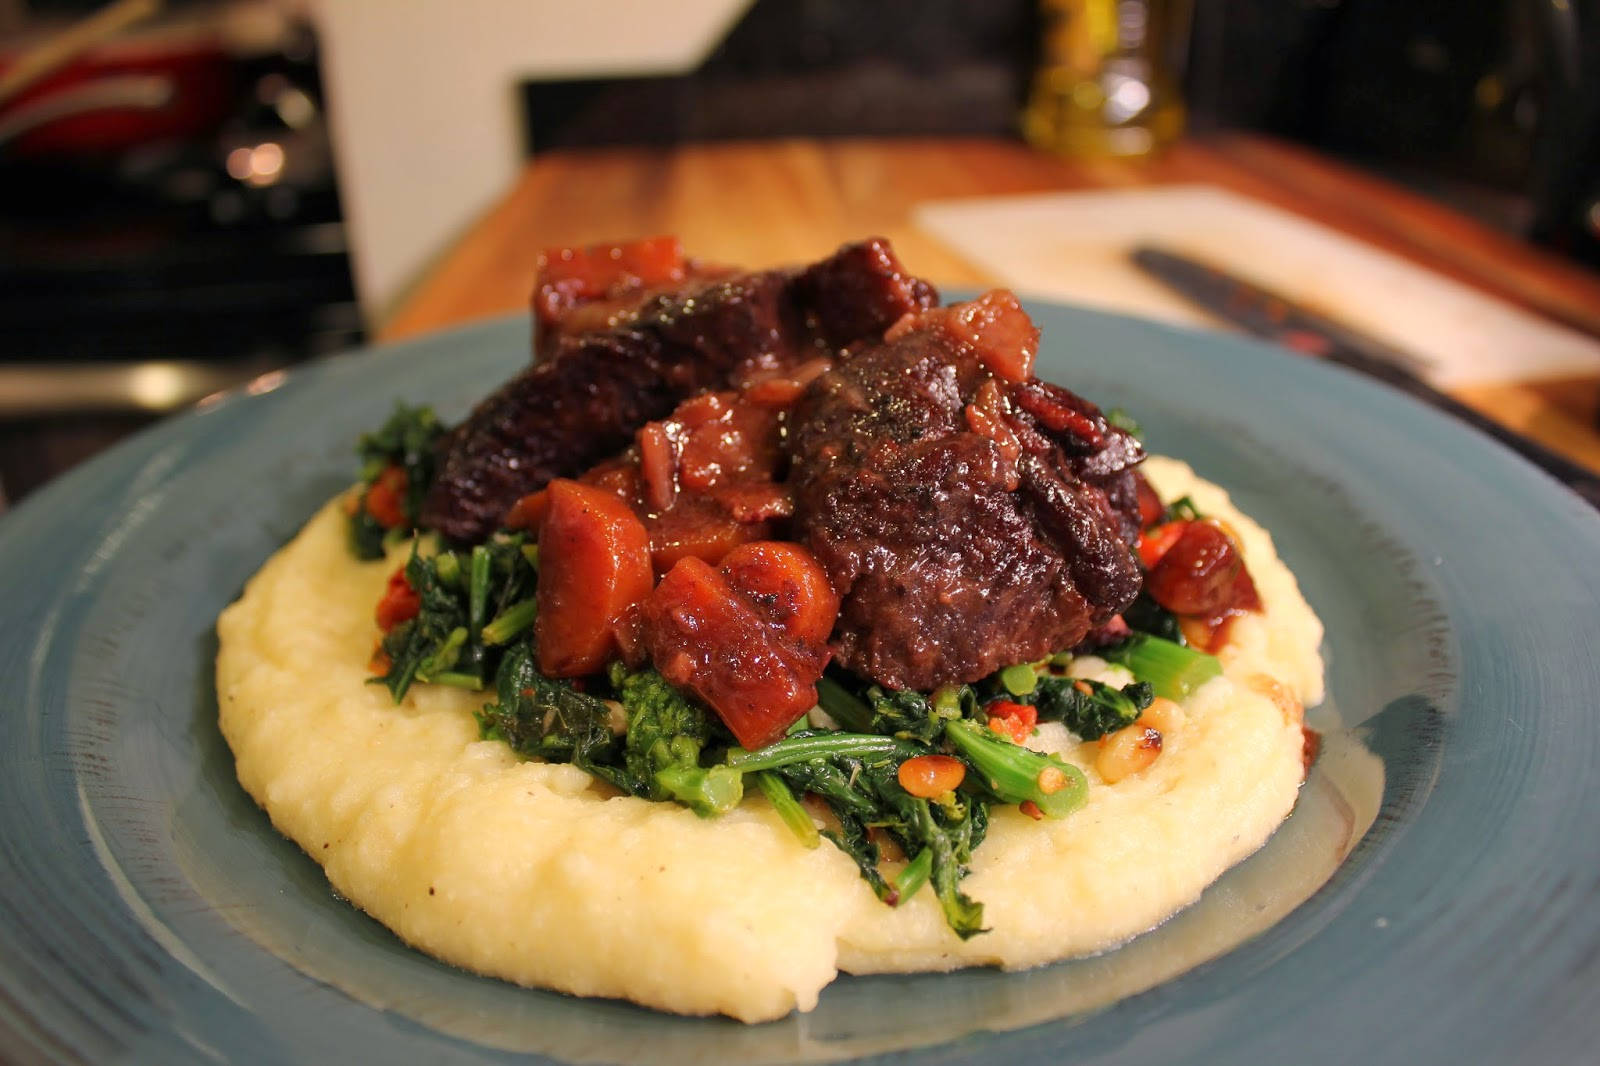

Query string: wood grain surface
379 133 1600 475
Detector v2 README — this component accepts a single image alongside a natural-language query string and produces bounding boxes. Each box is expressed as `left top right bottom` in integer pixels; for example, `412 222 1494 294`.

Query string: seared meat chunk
423 238 936 542
786 291 1143 691
531 236 729 357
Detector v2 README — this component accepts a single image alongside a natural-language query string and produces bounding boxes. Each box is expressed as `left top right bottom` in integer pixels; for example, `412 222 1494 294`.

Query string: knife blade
1130 244 1600 511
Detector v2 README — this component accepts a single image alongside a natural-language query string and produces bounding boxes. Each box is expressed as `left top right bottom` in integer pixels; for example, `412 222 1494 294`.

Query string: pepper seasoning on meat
786 290 1145 692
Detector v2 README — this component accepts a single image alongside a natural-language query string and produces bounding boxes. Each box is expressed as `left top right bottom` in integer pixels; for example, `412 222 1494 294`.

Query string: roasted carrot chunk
642 541 839 750
535 479 654 677
502 488 550 532
718 541 840 647
536 235 685 301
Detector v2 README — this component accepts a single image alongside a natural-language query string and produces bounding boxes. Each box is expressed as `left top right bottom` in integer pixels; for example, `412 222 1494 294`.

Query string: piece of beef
423 238 936 543
785 291 1144 691
531 236 735 358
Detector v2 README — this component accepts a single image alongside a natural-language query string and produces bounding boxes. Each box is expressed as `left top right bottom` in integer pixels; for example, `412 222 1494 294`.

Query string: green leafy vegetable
476 651 742 818
478 642 621 773
374 531 537 700
348 507 391 560
737 729 989 938
754 771 819 849
375 545 468 700
609 664 744 817
1163 494 1201 524
944 719 1087 818
446 600 1100 939
1105 406 1143 438
1102 633 1222 700
1027 675 1153 741
814 675 962 744
348 403 446 560
1121 591 1185 644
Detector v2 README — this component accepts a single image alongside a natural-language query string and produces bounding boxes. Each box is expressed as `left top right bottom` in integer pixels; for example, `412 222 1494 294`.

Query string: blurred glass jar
1023 0 1192 159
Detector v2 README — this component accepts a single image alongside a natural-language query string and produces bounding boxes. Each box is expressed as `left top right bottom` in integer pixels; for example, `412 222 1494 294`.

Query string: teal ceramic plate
3 305 1597 1065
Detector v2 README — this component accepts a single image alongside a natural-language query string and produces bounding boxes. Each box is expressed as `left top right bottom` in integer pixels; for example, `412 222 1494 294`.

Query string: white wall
307 0 751 322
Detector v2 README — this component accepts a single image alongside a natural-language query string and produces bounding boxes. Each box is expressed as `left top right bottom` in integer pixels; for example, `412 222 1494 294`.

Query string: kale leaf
349 403 446 559
1162 494 1201 524
477 651 742 817
1028 675 1154 740
374 532 538 701
479 642 621 776
815 674 964 743
1121 591 1185 644
739 730 989 938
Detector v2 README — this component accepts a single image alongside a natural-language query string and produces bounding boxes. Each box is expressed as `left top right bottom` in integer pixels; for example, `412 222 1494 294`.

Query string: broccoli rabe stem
416 626 468 681
1103 633 1221 700
654 759 744 818
814 676 875 733
754 771 820 849
726 732 912 772
481 598 537 645
891 848 933 905
433 551 461 588
913 797 986 936
427 670 485 690
468 544 492 639
944 719 1087 818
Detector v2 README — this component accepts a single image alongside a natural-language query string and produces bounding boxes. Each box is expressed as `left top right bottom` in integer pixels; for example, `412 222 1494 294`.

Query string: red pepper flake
1137 520 1191 570
364 465 409 529
374 566 420 631
1019 800 1045 821
985 700 1037 745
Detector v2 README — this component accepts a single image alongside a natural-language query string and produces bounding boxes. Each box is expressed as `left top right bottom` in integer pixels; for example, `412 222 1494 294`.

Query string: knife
1130 244 1600 511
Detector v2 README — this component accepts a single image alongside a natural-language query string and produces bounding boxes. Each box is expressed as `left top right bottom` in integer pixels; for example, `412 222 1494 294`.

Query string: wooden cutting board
915 185 1600 389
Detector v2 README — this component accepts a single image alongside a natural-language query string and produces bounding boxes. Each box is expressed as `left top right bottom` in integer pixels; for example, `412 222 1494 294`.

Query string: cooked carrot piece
502 488 549 532
1145 520 1244 615
1136 519 1191 570
535 479 654 677
642 557 814 750
536 235 685 300
718 541 840 646
365 465 408 529
641 540 839 750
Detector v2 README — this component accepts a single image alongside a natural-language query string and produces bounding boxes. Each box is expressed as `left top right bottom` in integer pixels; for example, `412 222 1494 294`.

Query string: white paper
915 185 1600 387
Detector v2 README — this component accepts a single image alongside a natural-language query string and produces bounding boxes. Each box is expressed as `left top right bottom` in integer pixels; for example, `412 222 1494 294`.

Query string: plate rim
2 302 1597 1065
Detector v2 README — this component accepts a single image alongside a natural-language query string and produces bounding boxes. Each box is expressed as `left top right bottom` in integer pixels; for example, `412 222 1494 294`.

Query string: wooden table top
381 132 1600 476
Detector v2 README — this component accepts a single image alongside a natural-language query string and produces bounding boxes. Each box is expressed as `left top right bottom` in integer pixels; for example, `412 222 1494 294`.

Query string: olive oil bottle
1023 0 1191 159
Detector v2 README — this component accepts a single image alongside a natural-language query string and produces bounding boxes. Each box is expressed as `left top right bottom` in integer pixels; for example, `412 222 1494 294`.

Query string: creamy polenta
216 455 1323 1023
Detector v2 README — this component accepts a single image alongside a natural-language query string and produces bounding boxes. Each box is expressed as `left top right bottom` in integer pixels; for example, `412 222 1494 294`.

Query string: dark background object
1185 0 1600 266
522 0 1038 151
3 0 1597 505
0 2 361 502
522 0 1600 268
